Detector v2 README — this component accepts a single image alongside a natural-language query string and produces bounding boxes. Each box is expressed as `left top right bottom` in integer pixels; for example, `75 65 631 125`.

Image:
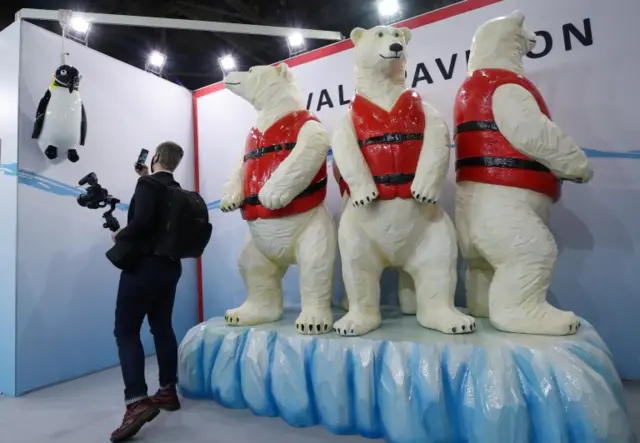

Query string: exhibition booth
0 0 638 441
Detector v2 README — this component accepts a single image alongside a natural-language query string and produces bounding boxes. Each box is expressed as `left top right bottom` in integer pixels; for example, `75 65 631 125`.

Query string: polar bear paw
224 302 283 326
333 311 382 336
410 180 441 204
295 308 333 335
258 180 292 210
490 303 581 336
417 306 476 334
220 191 244 212
351 185 379 207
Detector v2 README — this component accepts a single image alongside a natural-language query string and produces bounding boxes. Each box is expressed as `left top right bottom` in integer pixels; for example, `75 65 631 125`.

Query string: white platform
178 309 634 443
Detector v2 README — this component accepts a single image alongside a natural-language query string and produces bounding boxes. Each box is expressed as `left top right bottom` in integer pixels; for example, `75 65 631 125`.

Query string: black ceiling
1 0 461 90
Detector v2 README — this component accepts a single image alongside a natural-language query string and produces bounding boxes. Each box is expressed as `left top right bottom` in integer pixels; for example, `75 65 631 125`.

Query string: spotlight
69 16 90 34
218 55 236 73
145 51 166 76
148 51 166 69
377 0 401 23
287 32 306 56
65 14 92 45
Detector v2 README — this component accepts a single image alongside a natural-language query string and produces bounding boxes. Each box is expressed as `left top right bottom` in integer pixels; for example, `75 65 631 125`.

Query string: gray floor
0 358 638 443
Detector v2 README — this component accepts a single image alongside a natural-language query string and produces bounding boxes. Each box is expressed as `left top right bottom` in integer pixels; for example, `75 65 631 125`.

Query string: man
110 141 185 443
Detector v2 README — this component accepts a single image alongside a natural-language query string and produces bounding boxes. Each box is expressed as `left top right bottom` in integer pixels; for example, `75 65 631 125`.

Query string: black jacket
115 171 180 249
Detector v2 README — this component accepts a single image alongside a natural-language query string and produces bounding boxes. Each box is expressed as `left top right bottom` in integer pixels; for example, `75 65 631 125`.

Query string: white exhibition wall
195 0 640 379
0 22 21 396
13 23 197 394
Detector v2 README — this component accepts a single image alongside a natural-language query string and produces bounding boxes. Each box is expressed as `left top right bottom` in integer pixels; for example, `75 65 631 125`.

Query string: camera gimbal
77 172 121 232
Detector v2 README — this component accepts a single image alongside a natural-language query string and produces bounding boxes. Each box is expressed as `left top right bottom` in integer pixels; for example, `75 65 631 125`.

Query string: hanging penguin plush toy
31 64 87 163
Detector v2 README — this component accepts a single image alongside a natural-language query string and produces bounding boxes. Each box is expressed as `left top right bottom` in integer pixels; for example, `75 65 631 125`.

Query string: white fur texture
332 163 417 315
220 64 336 335
457 11 593 336
332 26 474 336
37 86 83 163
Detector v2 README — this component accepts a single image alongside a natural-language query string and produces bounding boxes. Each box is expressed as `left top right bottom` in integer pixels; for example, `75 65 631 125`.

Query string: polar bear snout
223 71 252 101
526 32 538 52
389 43 404 53
380 42 405 60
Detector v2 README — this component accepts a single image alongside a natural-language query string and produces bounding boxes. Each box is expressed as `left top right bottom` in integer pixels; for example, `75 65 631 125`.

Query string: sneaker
110 398 160 442
150 385 181 411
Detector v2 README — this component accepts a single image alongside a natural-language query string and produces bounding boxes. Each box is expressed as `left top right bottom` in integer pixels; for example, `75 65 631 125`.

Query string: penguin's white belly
38 90 82 153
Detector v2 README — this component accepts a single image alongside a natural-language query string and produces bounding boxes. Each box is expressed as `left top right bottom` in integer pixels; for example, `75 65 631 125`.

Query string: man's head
151 141 184 173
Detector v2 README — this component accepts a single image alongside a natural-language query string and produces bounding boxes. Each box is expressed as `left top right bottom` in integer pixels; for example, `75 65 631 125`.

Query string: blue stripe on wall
2 146 639 210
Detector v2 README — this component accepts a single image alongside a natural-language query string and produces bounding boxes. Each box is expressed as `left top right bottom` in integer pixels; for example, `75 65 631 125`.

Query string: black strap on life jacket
243 142 297 161
373 173 415 185
339 173 414 194
455 156 552 173
454 120 499 137
358 132 423 147
454 120 552 173
243 177 328 206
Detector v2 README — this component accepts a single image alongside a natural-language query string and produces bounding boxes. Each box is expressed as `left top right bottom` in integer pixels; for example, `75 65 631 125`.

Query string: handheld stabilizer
77 172 121 232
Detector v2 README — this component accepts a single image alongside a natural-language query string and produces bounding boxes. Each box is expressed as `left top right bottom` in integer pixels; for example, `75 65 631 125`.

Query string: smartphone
135 148 149 171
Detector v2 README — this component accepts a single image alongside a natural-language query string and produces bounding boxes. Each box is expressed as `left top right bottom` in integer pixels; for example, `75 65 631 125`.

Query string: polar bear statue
331 26 475 336
332 162 417 315
220 63 336 335
454 11 593 336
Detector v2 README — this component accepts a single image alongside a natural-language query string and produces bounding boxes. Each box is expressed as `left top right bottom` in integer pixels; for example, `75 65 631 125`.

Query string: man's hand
111 229 121 243
135 163 149 177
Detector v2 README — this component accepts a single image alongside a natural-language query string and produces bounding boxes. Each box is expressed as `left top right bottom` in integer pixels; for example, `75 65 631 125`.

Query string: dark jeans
114 255 182 402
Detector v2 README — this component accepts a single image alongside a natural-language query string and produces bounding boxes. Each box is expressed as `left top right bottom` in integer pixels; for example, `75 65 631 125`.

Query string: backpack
149 177 212 259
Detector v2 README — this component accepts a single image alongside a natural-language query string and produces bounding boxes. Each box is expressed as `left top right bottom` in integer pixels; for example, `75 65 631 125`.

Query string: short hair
155 141 184 171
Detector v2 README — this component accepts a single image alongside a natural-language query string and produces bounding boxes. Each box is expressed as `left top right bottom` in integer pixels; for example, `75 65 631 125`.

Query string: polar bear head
350 25 412 81
467 10 537 75
223 63 304 111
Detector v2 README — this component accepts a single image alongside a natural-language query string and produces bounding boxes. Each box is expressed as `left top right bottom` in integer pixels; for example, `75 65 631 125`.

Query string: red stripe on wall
192 0 502 322
192 95 205 323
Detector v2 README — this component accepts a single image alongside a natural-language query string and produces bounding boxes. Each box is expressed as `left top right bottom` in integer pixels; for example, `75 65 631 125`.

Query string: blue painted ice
178 310 633 443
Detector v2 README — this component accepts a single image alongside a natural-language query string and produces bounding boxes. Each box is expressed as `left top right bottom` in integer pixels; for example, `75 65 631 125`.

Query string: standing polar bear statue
454 11 593 336
220 63 336 335
331 25 475 336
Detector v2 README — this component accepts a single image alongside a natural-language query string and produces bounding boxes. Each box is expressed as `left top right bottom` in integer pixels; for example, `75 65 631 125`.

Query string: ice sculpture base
178 309 633 443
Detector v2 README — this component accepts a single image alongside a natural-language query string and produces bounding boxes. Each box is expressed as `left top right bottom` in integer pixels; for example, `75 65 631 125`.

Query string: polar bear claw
417 307 476 334
224 302 283 326
351 188 379 207
220 191 243 212
333 311 381 337
295 308 333 335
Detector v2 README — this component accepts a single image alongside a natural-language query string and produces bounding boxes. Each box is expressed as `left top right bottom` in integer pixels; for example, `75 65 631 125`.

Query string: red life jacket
453 68 561 202
241 110 327 221
332 162 349 196
348 90 425 200
338 177 349 196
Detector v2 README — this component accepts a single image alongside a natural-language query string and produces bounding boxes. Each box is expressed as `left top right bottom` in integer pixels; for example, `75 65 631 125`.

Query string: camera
77 173 109 209
77 172 121 232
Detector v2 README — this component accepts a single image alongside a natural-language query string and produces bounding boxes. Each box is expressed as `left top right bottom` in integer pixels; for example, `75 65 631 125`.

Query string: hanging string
60 25 68 65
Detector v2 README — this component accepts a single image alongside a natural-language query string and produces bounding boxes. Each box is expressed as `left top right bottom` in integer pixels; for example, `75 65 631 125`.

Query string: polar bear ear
350 27 366 46
399 27 412 44
508 10 525 26
275 63 293 80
